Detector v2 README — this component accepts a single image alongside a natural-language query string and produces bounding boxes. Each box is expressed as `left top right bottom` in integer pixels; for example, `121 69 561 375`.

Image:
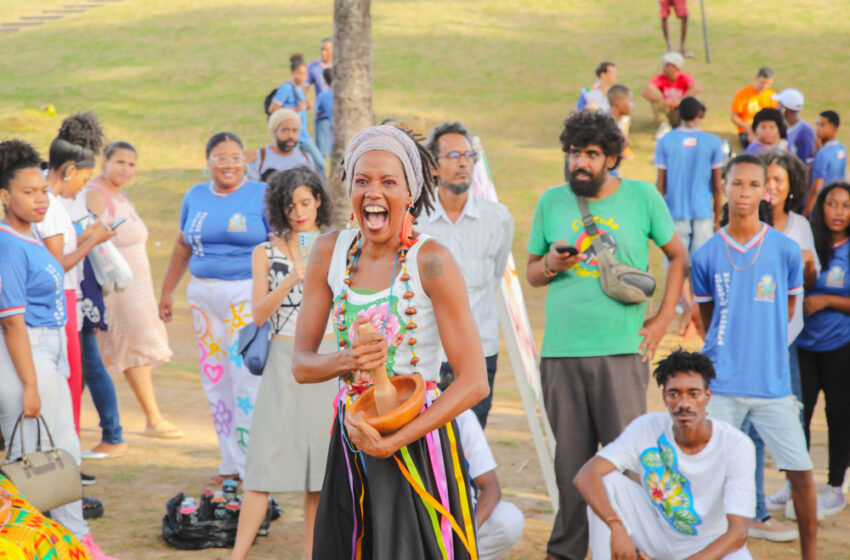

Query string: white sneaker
817 485 847 517
766 483 792 512
785 497 825 521
655 122 672 140
747 517 799 542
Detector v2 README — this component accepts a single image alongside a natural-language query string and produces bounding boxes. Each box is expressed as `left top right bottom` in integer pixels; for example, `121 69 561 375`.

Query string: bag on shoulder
576 196 656 304
0 414 82 513
263 87 278 115
238 321 271 376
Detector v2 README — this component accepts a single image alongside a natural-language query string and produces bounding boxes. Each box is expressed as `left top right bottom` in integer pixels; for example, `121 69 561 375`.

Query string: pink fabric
650 72 695 100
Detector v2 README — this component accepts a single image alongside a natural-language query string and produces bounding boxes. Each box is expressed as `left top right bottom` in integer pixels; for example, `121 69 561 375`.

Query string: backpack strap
259 147 267 174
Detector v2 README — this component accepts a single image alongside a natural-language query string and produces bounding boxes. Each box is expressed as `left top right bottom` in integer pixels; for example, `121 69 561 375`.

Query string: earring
63 176 70 182
350 212 355 221
203 165 210 179
400 202 415 248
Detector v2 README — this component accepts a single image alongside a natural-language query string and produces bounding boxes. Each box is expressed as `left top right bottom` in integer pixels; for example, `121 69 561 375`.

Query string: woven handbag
0 414 81 512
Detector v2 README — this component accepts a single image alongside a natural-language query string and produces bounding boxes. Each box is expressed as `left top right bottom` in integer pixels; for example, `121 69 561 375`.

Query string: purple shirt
307 60 330 95
787 120 816 163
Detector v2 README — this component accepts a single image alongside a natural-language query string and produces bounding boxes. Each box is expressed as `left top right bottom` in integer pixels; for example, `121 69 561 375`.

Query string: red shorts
659 0 688 18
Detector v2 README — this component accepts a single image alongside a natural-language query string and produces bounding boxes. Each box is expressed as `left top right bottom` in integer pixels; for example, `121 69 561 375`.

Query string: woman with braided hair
293 125 488 558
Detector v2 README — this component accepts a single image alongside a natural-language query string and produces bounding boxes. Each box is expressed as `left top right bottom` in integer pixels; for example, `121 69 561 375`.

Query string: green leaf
641 450 662 468
661 444 676 470
663 503 674 519
675 509 699 524
679 493 691 508
670 472 687 485
673 518 696 535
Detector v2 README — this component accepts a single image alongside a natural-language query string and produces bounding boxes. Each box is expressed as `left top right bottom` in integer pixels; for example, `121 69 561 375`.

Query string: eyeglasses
438 151 478 163
209 155 246 168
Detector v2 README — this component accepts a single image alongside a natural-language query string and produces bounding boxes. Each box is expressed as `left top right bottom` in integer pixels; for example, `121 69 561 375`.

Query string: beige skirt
243 336 338 492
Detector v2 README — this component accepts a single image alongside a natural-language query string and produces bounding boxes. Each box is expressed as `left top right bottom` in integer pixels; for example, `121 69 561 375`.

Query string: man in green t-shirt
526 110 687 560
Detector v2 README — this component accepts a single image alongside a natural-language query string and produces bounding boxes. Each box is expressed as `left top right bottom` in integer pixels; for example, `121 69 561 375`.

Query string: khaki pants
650 100 681 128
541 354 649 560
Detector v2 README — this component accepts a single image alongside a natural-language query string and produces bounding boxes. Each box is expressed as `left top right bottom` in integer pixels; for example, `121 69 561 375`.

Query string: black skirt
313 399 479 560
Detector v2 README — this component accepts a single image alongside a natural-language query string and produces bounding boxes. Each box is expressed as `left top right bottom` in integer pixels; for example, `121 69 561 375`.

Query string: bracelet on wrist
605 515 622 526
542 254 558 278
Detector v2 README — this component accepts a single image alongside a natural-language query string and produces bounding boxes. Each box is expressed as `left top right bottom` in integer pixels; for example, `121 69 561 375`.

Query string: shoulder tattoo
421 252 443 281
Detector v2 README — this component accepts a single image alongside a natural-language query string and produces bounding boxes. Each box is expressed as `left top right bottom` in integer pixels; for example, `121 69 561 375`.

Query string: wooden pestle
358 320 399 415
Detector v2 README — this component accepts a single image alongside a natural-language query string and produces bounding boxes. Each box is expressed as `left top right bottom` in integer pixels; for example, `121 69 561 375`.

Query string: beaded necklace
335 231 420 390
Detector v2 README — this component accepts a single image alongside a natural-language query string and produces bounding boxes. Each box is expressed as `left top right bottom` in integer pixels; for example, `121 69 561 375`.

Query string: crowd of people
0 22 847 560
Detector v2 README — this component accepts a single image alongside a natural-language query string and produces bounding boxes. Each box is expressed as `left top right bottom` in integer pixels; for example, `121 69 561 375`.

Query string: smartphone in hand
110 218 127 230
298 231 320 254
555 245 579 256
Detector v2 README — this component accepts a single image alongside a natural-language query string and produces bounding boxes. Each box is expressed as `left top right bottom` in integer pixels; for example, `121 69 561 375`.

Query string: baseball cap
661 51 684 69
772 89 804 112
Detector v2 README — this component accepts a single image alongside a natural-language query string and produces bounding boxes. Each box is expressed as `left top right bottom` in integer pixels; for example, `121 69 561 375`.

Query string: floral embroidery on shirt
639 432 702 535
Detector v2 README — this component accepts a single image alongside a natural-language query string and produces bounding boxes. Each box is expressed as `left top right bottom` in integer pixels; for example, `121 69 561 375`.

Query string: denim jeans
298 138 325 178
315 118 332 163
741 344 804 521
81 328 124 444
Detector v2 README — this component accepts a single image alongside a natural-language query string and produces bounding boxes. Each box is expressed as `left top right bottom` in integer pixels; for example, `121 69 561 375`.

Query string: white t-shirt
598 412 754 557
782 212 820 344
455 409 496 480
33 191 79 290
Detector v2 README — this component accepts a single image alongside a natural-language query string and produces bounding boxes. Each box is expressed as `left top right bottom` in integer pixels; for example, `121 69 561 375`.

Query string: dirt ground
78 317 848 559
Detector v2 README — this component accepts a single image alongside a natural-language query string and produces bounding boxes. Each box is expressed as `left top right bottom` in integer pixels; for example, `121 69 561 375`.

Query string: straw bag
0 414 81 512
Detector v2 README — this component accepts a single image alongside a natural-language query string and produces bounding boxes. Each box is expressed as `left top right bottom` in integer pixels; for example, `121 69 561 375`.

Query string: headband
268 108 300 135
343 125 424 203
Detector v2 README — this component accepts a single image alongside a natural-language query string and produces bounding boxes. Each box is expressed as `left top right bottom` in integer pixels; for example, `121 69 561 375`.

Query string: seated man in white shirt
573 350 754 560
455 410 524 560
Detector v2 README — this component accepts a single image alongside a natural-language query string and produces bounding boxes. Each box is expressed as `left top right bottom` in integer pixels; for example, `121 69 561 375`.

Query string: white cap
772 89 804 112
661 51 684 69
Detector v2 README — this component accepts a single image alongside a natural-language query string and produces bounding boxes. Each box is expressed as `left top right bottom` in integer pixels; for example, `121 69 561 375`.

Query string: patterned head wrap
343 125 424 203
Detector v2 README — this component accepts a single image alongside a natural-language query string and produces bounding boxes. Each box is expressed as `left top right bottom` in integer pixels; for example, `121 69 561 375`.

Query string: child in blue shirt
804 110 847 216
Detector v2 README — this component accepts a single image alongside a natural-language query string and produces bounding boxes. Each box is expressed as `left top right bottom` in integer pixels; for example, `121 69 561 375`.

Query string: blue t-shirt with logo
811 140 847 185
655 127 723 220
796 239 850 352
272 82 312 142
0 224 66 328
787 120 816 164
692 225 803 398
179 180 272 281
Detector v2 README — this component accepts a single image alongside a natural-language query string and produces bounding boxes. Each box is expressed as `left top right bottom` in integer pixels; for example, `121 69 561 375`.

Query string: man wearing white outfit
574 350 753 560
455 410 524 560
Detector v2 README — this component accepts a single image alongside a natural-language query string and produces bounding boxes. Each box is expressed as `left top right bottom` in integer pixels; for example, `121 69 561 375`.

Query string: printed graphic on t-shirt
838 149 846 161
826 265 845 288
640 432 702 535
756 275 775 302
570 214 619 278
683 137 697 148
228 213 247 232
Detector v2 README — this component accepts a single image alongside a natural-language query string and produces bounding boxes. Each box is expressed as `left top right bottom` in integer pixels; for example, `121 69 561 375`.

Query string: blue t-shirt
272 82 312 142
796 239 850 352
787 120 816 164
179 180 272 281
654 127 723 220
0 224 66 328
315 90 333 122
306 60 330 95
692 225 803 398
811 140 847 185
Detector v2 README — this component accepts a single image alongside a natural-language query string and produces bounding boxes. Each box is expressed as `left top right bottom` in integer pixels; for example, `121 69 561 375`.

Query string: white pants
0 326 88 539
478 500 524 560
588 472 751 560
187 277 262 477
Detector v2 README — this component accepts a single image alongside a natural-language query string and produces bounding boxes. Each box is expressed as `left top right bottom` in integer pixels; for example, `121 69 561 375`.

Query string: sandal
142 420 184 439
208 473 240 486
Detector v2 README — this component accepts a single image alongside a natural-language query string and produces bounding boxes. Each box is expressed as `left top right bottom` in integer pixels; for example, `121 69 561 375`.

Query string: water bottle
225 500 241 521
212 491 228 520
222 479 238 503
179 497 198 526
722 139 731 164
199 488 214 520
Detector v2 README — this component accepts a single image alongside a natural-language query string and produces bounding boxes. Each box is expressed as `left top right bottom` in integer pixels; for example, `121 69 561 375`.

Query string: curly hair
810 181 850 267
653 349 716 389
265 166 332 233
49 111 104 170
760 150 808 214
0 139 43 191
559 110 625 158
426 121 473 160
751 107 787 140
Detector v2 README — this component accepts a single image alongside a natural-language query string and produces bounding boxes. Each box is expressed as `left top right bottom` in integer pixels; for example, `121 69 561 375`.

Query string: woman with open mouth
293 125 489 559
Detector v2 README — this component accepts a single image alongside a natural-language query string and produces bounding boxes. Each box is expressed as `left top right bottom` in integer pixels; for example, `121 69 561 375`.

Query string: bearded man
247 108 317 181
417 121 514 429
526 110 687 560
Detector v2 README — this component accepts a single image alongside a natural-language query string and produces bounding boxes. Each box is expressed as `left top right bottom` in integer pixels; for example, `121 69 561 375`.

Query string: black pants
798 341 850 487
439 354 498 429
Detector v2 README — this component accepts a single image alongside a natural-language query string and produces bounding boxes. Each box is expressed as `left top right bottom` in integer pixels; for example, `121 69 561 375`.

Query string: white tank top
327 229 440 383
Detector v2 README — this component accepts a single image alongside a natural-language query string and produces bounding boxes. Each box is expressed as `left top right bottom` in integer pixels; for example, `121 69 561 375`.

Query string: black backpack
263 87 278 115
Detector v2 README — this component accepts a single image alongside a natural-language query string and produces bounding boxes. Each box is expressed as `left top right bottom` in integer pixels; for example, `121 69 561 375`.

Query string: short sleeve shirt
576 83 610 112
315 91 333 121
306 60 330 95
599 413 755 554
811 140 847 184
730 85 777 133
33 191 79 290
0 224 66 328
455 409 497 480
527 179 676 357
796 239 850 352
179 180 272 281
691 225 803 398
781 213 820 344
272 82 311 142
787 120 816 164
247 145 315 182
650 72 695 101
654 127 723 220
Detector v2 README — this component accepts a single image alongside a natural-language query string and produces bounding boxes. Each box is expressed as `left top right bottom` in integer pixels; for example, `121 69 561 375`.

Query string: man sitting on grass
574 349 754 560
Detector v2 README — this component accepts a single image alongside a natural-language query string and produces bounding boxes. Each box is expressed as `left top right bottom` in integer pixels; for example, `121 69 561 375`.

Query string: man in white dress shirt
419 121 514 428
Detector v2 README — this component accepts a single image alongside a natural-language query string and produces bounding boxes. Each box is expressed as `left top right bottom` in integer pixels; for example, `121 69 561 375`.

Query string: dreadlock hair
265 166 332 233
810 181 850 267
653 349 716 390
760 150 808 214
0 139 43 191
49 111 104 171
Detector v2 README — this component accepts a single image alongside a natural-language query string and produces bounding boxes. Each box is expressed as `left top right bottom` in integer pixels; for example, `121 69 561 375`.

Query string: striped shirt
416 191 513 356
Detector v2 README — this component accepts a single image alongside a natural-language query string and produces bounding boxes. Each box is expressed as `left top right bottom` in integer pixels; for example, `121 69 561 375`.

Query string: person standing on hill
417 121 514 429
658 0 694 58
731 67 777 149
526 110 687 560
306 37 332 99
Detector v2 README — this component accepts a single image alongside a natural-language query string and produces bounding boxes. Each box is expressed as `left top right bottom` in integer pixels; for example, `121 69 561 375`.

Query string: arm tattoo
422 253 443 281
309 249 324 266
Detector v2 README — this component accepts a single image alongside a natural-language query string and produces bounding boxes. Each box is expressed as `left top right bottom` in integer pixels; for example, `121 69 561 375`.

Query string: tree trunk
329 0 372 227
